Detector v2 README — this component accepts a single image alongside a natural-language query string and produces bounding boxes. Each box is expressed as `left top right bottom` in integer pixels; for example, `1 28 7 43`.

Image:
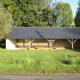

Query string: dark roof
5 27 80 39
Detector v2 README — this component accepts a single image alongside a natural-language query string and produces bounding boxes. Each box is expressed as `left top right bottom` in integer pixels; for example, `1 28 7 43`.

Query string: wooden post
29 39 31 49
47 39 55 49
23 39 25 48
68 39 77 49
25 39 34 50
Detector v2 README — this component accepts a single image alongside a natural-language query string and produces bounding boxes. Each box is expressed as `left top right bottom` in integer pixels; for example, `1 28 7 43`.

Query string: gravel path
0 74 80 80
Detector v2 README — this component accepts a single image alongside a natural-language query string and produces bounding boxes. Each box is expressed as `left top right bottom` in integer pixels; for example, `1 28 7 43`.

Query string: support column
47 39 55 49
68 39 77 49
25 39 34 50
23 39 25 48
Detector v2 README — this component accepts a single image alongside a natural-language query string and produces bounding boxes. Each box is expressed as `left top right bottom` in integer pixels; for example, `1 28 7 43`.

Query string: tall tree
2 0 53 27
0 2 12 40
74 0 80 27
1 0 16 13
12 0 46 27
36 0 53 27
53 2 73 27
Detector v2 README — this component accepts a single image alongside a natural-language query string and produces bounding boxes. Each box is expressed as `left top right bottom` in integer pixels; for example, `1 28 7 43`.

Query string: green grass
0 48 80 74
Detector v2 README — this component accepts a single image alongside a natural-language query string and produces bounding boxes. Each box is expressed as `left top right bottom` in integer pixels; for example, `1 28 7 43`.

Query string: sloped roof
5 27 80 39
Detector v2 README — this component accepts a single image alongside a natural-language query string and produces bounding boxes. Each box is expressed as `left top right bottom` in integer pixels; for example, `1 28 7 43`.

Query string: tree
36 0 53 27
74 0 80 27
1 0 53 27
0 2 12 39
12 0 53 27
1 0 16 13
2 0 53 27
53 2 74 27
10 0 46 27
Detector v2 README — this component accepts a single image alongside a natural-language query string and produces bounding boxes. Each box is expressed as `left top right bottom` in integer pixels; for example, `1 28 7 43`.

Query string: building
5 27 80 50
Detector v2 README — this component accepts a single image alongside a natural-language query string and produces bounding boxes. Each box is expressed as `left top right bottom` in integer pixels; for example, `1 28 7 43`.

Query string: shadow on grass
68 47 80 52
61 59 71 65
73 49 80 52
0 44 5 48
0 39 5 49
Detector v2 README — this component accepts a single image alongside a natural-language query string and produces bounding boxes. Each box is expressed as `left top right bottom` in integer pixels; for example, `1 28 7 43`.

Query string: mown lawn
0 48 80 74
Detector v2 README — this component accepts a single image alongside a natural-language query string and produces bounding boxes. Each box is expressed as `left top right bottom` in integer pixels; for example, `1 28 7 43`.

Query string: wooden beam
47 39 55 48
25 39 29 43
67 39 77 49
25 39 34 50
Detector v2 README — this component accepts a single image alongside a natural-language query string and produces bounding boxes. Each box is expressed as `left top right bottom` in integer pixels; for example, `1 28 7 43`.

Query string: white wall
6 39 16 50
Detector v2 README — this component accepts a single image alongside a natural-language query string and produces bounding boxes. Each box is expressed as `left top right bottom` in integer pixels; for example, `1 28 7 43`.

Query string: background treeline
1 0 75 27
75 0 80 27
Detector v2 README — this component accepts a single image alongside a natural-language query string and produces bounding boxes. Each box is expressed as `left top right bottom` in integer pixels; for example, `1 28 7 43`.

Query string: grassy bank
0 48 80 74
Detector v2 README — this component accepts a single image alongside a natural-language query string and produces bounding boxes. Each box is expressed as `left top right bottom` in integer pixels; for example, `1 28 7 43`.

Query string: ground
0 73 80 80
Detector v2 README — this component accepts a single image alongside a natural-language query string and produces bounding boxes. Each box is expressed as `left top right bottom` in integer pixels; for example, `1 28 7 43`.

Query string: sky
53 0 79 17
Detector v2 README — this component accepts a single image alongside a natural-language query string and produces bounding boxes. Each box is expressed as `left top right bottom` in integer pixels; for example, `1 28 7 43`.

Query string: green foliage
1 0 74 27
0 49 80 73
74 1 80 27
36 0 54 27
53 2 74 27
1 0 16 13
2 0 14 6
2 0 53 27
12 0 47 27
0 2 12 39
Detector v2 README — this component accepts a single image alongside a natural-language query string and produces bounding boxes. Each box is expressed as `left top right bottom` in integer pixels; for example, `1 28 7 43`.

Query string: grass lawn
0 48 80 74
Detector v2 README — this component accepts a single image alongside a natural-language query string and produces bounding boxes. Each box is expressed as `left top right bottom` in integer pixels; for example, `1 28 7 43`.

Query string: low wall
6 39 17 50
